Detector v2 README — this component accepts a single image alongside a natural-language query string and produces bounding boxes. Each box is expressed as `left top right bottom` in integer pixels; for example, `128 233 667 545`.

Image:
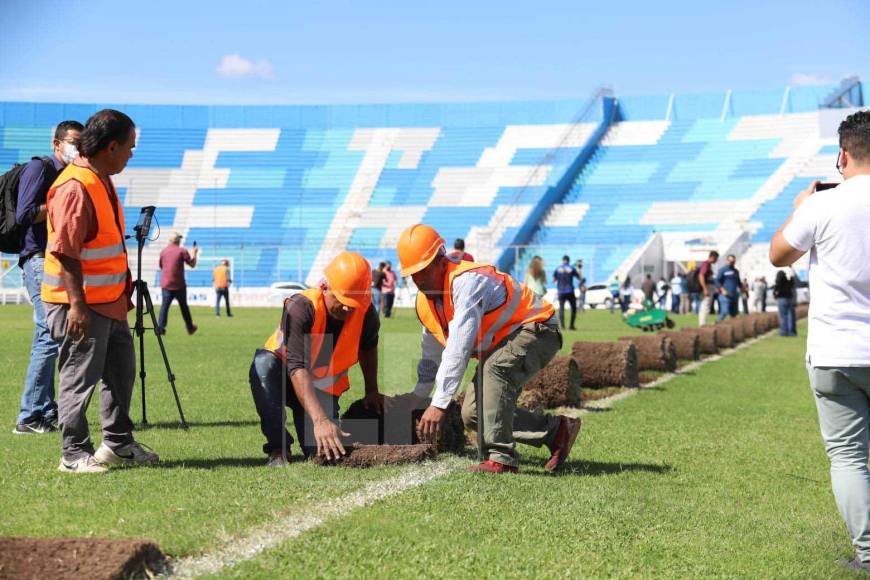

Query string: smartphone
192 240 198 247
814 182 838 192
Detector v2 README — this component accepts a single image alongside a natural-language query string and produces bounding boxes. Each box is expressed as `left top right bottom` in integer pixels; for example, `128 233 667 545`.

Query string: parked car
584 283 614 309
268 281 308 302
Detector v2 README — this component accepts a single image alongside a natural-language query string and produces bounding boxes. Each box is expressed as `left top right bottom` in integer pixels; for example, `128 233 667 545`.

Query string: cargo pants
461 321 563 467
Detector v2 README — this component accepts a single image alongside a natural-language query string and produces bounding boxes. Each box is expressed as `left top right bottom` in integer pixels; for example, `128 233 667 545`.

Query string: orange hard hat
324 251 372 309
397 224 445 277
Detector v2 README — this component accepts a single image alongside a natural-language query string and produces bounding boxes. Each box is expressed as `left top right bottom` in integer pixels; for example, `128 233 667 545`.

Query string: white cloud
216 54 275 80
789 72 833 86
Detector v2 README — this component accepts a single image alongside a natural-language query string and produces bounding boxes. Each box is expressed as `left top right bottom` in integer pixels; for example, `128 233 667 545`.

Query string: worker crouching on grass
399 224 581 474
249 252 383 467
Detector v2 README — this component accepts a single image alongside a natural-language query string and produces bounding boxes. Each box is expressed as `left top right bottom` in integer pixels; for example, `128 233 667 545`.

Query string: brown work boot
467 460 518 474
544 416 581 472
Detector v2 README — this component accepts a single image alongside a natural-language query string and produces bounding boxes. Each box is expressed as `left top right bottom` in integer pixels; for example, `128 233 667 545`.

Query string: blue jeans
248 350 339 457
671 294 680 314
717 294 739 320
17 256 59 424
215 287 231 316
777 297 797 336
371 288 381 314
158 287 195 333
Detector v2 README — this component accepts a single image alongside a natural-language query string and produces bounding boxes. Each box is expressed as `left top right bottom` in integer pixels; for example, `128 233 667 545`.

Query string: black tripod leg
475 361 484 462
142 286 189 430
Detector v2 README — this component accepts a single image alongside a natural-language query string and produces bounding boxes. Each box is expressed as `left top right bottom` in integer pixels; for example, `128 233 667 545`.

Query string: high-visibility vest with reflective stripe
415 260 555 358
41 164 129 305
263 288 364 397
213 265 228 289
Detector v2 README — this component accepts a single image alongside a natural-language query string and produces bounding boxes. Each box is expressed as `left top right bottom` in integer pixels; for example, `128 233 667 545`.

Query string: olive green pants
461 322 563 467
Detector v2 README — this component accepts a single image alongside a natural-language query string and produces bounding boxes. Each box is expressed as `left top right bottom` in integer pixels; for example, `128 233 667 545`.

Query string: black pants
382 292 395 318
558 293 577 329
249 349 340 457
215 287 232 316
158 287 195 333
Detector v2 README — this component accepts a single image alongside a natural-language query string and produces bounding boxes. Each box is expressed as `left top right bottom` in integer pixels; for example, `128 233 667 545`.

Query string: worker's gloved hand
416 405 446 444
313 417 349 460
362 391 384 415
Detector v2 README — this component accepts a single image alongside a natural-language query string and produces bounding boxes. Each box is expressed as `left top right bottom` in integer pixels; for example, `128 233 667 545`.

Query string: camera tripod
132 206 188 429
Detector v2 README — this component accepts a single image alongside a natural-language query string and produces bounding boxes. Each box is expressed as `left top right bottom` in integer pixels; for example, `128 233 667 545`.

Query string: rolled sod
713 323 735 349
681 327 719 355
310 444 437 467
618 334 678 372
341 394 465 454
518 355 582 410
742 315 758 339
0 537 166 580
571 341 639 388
661 330 701 361
717 319 745 343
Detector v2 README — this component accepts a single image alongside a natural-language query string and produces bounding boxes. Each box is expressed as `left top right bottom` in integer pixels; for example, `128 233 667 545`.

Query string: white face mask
60 142 79 164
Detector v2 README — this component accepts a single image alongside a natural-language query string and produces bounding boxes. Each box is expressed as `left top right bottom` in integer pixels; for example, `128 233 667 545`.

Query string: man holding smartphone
770 110 870 572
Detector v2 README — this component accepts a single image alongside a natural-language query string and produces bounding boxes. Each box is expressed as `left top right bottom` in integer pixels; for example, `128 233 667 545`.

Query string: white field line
555 328 778 416
167 457 464 578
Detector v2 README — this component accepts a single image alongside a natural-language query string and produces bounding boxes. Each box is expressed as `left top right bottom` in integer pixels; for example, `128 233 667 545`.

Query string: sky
0 0 868 105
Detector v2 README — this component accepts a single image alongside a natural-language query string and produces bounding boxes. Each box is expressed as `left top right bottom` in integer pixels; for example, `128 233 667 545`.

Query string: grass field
0 304 860 577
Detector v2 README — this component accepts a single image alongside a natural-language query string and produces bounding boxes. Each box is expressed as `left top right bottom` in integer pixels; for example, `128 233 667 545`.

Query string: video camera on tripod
131 205 189 429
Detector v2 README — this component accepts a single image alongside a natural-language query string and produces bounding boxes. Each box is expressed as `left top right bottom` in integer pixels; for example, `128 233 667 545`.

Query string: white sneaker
95 441 159 466
58 455 108 474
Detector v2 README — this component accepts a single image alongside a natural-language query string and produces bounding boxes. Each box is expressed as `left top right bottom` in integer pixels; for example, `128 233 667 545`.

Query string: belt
24 251 45 261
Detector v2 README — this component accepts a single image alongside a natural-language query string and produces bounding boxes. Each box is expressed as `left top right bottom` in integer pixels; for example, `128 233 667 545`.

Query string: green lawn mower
623 299 676 332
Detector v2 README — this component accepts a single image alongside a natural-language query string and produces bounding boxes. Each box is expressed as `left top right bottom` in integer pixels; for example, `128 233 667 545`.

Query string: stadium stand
0 81 863 300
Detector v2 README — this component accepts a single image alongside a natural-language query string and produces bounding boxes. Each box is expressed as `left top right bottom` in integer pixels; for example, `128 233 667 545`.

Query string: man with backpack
4 120 84 435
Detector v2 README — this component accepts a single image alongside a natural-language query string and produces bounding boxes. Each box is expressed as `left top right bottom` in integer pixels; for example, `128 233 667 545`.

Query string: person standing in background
680 271 690 314
752 276 768 313
656 276 669 309
575 260 587 315
716 254 741 320
620 276 634 313
524 256 547 298
371 262 385 315
381 261 397 318
698 251 719 326
741 277 750 315
447 238 474 262
552 255 580 330
608 276 620 314
670 272 683 314
213 258 232 317
12 120 83 435
773 267 798 336
157 232 199 335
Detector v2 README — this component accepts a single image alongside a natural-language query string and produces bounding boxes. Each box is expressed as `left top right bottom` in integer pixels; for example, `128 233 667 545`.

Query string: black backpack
0 157 56 254
686 268 701 293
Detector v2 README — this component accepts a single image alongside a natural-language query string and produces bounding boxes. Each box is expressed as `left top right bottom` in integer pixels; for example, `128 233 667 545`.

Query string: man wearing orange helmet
398 224 581 474
249 252 383 467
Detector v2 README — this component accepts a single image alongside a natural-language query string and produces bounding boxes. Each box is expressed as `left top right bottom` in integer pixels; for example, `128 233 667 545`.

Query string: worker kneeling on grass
399 224 581 474
249 252 383 467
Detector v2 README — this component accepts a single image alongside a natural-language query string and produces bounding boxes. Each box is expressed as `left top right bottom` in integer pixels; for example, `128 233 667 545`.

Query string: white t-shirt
783 174 870 366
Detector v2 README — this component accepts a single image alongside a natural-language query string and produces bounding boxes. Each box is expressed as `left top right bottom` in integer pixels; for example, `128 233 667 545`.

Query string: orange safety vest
213 265 228 289
415 259 554 357
41 164 129 304
263 288 365 397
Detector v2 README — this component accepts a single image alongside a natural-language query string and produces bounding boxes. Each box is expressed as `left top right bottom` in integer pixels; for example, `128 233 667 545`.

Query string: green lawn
0 304 857 577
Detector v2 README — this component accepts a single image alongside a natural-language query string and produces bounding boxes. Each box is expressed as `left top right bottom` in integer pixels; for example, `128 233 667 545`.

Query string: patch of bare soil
0 537 165 580
310 444 437 467
571 341 639 388
341 394 465 454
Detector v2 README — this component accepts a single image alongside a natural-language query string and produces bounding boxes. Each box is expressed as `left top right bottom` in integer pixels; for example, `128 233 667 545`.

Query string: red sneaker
467 460 518 474
544 416 581 472
187 324 198 336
